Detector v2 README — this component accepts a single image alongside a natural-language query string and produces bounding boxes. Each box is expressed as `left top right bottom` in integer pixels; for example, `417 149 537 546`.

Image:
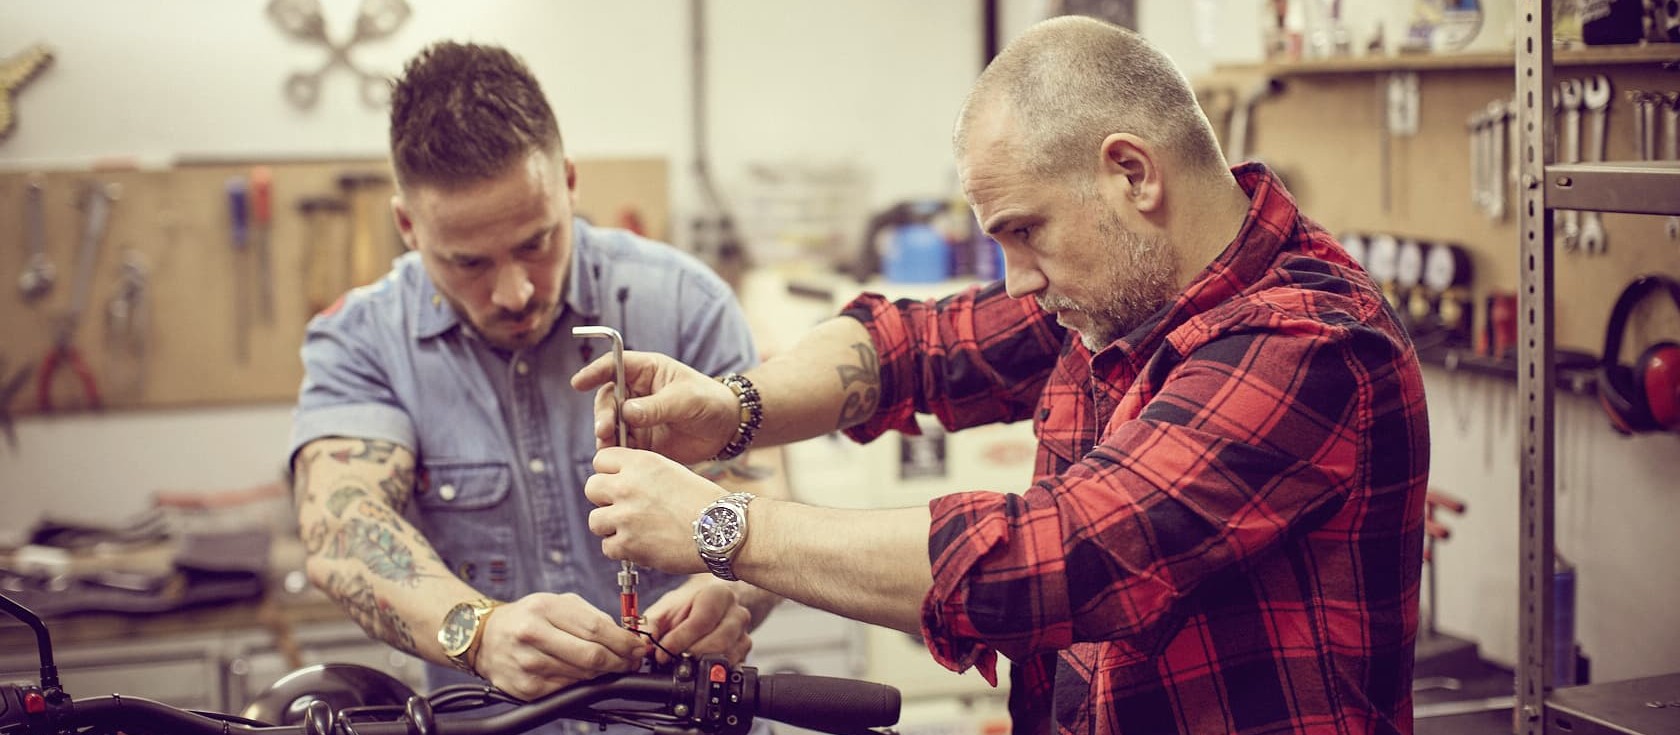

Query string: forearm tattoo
324 571 417 654
695 457 775 482
835 341 881 430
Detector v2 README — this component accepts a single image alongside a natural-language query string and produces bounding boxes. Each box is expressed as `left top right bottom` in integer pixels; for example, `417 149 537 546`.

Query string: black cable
633 628 678 661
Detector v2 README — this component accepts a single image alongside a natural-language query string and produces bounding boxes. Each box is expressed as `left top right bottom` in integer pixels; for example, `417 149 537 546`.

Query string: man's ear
564 156 580 208
391 194 418 251
1098 134 1162 213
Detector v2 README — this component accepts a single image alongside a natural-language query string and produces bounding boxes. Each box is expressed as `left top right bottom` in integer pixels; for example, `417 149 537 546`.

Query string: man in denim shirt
288 41 785 720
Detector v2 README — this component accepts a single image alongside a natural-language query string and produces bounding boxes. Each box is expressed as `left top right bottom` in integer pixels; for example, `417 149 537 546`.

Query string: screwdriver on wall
226 176 250 364
251 166 276 323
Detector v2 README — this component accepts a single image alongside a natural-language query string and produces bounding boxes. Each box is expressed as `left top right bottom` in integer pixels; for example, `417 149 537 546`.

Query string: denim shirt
290 219 758 719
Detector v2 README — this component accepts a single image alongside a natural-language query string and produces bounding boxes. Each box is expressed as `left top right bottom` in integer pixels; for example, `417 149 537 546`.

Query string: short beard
1041 211 1179 352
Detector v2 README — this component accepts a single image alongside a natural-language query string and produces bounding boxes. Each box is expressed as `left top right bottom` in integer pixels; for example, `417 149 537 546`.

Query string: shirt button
529 459 546 475
515 360 530 376
438 484 458 501
548 549 564 564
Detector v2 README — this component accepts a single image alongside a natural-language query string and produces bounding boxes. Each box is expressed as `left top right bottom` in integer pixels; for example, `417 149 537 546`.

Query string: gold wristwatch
437 598 500 675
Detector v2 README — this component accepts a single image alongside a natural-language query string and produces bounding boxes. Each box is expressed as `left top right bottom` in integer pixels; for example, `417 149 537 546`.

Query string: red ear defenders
1598 274 1680 434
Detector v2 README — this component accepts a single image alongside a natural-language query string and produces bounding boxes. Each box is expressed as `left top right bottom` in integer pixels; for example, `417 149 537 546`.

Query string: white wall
1423 368 1680 683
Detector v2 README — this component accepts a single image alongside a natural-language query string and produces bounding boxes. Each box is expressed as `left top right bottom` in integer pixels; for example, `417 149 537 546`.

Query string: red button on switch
709 664 727 684
24 691 45 714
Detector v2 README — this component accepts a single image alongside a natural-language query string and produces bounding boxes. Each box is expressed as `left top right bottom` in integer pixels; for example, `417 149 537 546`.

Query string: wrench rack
1515 2 1680 735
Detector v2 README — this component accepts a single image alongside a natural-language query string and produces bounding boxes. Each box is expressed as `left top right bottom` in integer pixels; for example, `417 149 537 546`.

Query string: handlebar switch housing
1 684 72 735
689 656 753 735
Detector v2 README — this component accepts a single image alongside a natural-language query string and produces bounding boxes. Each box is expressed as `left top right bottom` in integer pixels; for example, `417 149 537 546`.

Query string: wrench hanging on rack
18 175 53 301
1467 108 1485 213
1663 93 1680 241
1579 75 1611 256
1557 79 1584 253
1487 100 1509 220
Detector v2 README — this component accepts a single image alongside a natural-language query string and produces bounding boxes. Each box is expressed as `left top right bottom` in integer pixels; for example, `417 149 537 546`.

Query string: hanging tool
0 44 53 142
251 166 276 323
1557 79 1584 252
1487 100 1509 221
267 0 411 109
36 182 116 413
104 250 151 402
1663 93 1680 241
571 325 643 633
339 172 391 288
227 176 252 363
0 357 33 452
18 174 53 302
1578 75 1611 255
298 195 350 315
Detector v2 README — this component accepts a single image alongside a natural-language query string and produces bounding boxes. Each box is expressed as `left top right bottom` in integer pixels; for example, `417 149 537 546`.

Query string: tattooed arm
744 317 880 443
294 437 645 699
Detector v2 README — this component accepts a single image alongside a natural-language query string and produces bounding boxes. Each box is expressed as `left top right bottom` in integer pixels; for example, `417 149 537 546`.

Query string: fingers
479 594 648 699
655 585 752 664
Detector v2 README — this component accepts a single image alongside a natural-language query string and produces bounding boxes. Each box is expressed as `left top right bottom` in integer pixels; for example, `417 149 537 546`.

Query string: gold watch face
438 602 480 656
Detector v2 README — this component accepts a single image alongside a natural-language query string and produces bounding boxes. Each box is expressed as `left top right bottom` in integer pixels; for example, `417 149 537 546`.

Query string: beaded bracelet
713 373 763 461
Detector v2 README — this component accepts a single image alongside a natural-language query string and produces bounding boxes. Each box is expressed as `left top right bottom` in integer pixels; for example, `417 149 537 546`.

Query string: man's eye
454 259 488 271
1013 226 1034 241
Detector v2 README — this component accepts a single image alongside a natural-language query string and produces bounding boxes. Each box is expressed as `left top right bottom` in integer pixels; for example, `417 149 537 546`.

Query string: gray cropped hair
955 16 1226 186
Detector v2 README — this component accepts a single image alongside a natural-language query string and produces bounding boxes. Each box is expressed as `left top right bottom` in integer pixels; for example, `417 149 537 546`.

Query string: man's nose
492 263 534 311
1003 256 1046 300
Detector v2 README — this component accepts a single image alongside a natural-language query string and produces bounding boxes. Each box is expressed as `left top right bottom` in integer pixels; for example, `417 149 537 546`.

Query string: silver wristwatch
693 492 756 581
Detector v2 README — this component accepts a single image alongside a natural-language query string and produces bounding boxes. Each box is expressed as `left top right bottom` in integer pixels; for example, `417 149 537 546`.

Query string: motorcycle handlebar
4 659 901 735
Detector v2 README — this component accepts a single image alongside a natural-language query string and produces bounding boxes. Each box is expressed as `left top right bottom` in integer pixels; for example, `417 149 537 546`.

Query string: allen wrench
572 325 642 632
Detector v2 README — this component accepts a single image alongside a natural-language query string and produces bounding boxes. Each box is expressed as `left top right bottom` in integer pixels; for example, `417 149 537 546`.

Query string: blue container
883 224 951 284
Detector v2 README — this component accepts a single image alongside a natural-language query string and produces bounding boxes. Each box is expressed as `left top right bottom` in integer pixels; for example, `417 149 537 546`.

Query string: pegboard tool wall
0 157 668 415
1197 61 1679 356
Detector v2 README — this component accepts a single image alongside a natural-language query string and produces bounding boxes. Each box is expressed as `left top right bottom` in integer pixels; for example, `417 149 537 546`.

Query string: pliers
36 181 115 413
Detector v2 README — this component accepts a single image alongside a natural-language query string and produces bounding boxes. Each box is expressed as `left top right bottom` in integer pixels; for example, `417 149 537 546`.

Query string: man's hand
584 446 722 575
643 581 753 665
473 592 649 700
569 351 738 462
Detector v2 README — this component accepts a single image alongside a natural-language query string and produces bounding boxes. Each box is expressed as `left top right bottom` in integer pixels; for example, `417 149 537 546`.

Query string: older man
577 16 1428 735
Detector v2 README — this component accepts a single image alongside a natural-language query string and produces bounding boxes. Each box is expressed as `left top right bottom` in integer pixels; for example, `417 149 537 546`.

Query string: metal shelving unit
1515 4 1680 735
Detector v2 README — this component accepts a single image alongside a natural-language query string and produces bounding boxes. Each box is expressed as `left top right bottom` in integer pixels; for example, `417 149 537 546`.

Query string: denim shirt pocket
415 460 520 601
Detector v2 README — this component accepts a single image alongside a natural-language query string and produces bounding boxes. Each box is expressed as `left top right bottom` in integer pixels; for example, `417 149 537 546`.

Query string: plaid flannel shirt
840 164 1429 735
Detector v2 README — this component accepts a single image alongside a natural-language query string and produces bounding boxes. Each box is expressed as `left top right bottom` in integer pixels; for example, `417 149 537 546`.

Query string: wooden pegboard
1196 59 1679 358
0 157 668 415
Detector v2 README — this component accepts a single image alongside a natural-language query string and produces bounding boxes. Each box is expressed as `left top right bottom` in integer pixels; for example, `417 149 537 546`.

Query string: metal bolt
1522 173 1540 189
674 704 690 717
1556 176 1573 188
1523 704 1540 720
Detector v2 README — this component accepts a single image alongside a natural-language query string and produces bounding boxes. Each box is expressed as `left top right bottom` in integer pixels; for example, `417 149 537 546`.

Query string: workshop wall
0 0 984 536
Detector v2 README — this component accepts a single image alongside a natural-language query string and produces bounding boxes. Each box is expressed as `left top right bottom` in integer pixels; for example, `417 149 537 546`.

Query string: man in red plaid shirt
575 16 1429 735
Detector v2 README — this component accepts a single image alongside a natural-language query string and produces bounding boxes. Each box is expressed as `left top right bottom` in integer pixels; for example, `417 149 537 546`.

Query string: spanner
1663 92 1679 240
1579 75 1611 255
1487 100 1508 220
1467 109 1485 212
18 175 54 301
1557 79 1583 252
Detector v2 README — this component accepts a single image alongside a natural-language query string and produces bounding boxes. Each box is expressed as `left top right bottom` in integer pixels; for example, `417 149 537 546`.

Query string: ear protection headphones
1597 274 1680 434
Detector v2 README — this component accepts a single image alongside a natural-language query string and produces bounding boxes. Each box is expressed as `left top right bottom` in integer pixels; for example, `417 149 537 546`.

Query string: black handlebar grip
754 674 900 732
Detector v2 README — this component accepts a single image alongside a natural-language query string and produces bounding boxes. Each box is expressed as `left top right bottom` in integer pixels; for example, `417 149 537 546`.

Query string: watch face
697 505 743 552
439 603 476 655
